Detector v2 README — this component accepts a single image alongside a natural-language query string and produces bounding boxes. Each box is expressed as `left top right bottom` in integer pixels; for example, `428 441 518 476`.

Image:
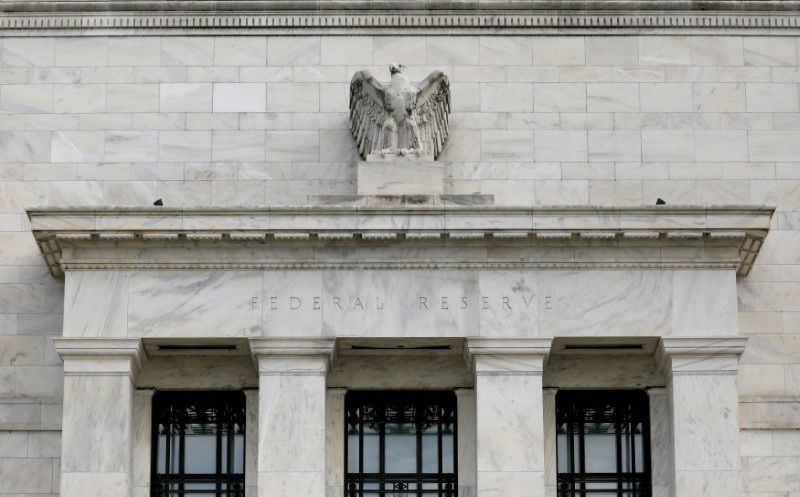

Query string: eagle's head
389 62 406 75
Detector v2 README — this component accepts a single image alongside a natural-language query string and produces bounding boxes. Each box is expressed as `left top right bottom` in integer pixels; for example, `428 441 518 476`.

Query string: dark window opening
556 390 651 497
345 390 457 497
151 391 246 497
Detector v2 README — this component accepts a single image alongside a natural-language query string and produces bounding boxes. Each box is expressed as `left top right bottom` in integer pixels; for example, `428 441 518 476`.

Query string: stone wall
1 34 799 495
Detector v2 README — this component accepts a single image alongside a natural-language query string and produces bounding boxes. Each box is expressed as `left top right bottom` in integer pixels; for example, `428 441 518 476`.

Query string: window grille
151 391 246 497
556 390 651 497
345 391 457 497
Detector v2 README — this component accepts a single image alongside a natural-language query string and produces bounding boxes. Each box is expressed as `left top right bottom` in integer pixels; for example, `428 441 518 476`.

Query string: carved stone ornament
349 63 450 160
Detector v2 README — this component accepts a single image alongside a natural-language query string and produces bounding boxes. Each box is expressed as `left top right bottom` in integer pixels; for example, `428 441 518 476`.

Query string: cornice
27 204 774 278
2 2 800 35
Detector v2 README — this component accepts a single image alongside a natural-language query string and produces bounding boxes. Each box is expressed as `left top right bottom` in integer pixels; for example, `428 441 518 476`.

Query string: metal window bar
556 391 651 497
151 391 246 497
345 391 457 497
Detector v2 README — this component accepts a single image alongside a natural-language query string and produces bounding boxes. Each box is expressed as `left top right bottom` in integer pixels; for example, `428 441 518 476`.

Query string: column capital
465 337 553 374
655 336 748 375
327 387 348 398
453 387 475 398
54 337 145 377
249 337 336 374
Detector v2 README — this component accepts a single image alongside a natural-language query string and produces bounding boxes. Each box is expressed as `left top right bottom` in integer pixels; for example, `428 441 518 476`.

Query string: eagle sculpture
349 63 451 160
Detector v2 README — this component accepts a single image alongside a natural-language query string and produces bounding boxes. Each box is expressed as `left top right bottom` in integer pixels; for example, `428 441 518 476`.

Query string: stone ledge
27 205 774 277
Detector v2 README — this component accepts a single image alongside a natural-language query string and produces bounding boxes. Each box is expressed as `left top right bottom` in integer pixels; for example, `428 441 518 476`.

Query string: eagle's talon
350 64 449 160
399 147 420 157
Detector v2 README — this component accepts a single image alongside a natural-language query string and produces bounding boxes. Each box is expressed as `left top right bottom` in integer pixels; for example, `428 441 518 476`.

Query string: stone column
326 387 347 497
465 338 553 497
132 388 154 497
54 338 145 497
655 337 747 497
455 388 477 497
250 338 336 497
542 388 558 497
244 388 259 497
647 388 670 497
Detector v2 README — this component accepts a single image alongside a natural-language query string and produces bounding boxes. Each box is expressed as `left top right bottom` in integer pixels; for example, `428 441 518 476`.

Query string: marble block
358 153 443 195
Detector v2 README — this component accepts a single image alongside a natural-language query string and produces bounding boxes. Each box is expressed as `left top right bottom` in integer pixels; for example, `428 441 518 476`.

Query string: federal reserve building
0 1 799 497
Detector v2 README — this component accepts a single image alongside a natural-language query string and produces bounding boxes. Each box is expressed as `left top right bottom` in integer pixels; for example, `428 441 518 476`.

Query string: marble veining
64 271 129 337
478 270 540 337
61 374 132 472
476 374 544 472
538 270 673 336
670 374 740 471
319 269 481 337
671 270 737 335
131 390 152 489
259 374 326 472
128 271 262 337
647 390 671 488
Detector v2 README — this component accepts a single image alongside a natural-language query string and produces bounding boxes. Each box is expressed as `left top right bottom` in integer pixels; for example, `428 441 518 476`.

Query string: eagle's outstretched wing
415 70 451 160
349 70 387 160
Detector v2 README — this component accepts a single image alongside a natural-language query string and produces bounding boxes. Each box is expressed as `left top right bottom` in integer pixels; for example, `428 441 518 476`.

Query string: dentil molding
2 1 800 35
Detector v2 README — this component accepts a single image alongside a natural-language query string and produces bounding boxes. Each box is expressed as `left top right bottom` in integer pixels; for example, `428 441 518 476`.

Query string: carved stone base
358 153 442 195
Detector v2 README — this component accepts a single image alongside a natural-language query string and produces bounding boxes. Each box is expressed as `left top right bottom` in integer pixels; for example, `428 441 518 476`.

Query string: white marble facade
27 205 760 497
2 5 800 497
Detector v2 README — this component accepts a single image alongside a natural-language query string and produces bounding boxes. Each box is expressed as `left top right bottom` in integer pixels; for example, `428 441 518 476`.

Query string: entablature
28 204 774 277
2 0 800 35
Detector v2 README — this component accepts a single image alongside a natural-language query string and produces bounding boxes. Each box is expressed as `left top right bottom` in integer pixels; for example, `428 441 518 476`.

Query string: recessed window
556 390 650 497
151 391 246 497
345 390 457 497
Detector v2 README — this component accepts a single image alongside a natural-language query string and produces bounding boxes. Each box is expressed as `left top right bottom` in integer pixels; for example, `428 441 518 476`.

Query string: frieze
2 9 800 35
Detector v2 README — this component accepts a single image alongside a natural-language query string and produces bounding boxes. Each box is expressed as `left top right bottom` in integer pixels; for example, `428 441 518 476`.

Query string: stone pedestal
466 338 553 497
54 338 144 497
656 337 747 497
358 153 443 195
250 338 335 497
